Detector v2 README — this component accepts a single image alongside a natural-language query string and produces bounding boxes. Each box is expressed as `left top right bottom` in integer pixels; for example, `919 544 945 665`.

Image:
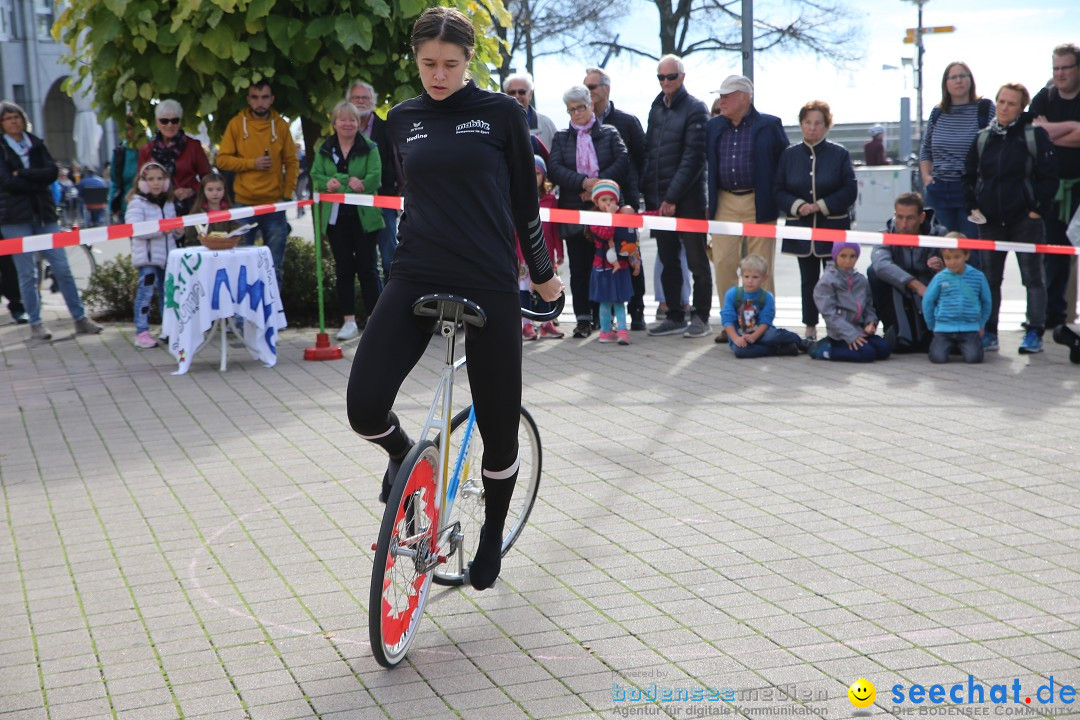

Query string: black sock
372 411 412 503
468 472 517 590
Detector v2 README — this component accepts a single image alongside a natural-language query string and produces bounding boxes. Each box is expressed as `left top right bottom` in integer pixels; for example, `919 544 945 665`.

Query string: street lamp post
903 0 927 142
742 0 754 82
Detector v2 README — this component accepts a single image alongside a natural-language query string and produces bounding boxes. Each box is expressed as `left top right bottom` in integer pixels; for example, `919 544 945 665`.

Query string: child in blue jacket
922 243 992 364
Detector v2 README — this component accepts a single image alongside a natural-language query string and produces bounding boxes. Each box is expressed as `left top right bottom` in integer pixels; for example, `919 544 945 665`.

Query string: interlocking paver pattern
3 253 1080 720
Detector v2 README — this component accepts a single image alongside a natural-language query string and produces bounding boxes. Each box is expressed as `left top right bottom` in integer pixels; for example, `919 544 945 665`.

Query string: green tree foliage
54 0 511 143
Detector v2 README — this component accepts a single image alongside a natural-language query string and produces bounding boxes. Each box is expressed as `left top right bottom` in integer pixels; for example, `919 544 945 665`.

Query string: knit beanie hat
534 154 547 175
831 241 861 262
591 179 620 203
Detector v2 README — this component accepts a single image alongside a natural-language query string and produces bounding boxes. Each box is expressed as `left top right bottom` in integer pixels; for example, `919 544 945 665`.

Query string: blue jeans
823 335 892 362
237 209 290 285
929 330 983 364
728 326 802 358
134 265 165 333
2 222 86 326
377 207 398 287
924 180 981 269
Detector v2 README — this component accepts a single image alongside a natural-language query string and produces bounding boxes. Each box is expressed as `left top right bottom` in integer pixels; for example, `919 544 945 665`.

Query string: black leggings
327 212 381 320
347 277 522 474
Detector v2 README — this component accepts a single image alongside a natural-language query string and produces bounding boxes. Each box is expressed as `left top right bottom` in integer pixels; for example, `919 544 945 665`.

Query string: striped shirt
919 102 984 182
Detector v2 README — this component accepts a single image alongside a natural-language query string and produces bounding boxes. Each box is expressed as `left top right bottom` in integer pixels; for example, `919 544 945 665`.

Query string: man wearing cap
864 126 888 166
585 66 649 329
643 54 713 338
705 74 788 315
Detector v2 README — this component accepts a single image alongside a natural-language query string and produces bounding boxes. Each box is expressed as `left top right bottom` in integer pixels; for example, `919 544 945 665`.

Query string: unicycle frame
370 292 562 667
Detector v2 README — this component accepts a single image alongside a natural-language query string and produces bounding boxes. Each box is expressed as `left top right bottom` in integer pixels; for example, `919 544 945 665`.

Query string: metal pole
899 97 912 161
313 200 326 334
742 0 754 82
915 0 925 142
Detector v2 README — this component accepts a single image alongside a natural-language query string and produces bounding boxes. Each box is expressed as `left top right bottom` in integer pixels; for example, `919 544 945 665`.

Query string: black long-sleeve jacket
547 122 629 211
386 81 553 291
641 86 709 217
0 132 59 225
775 139 858 257
963 116 1057 226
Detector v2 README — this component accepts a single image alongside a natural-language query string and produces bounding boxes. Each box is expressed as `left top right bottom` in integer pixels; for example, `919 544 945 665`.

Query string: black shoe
777 342 800 357
572 321 592 338
883 326 897 349
1052 324 1080 349
630 312 646 331
466 525 503 591
379 440 414 503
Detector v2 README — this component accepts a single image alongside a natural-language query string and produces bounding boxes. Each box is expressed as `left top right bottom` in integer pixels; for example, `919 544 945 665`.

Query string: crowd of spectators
2 41 1078 363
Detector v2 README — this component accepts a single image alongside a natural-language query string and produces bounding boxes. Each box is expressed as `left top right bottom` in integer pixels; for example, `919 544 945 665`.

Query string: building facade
0 0 111 168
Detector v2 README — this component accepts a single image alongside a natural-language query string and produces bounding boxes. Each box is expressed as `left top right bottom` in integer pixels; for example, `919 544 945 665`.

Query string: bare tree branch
492 0 631 81
616 0 865 66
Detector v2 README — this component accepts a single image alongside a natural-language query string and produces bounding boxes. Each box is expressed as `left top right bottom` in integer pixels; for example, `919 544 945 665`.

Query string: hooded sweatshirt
814 262 878 344
216 109 299 206
922 264 992 333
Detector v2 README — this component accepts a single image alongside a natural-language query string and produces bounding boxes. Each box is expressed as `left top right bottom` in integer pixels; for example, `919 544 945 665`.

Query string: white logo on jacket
455 119 491 135
406 120 427 143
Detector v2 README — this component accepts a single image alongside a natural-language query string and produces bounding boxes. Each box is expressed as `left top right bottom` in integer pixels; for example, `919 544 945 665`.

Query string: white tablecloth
163 246 287 375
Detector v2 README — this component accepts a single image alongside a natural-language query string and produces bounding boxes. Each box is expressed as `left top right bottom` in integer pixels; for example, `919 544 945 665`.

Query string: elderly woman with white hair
137 98 211 213
547 84 629 337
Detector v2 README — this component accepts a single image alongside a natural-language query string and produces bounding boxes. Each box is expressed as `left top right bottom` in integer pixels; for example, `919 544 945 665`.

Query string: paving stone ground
3 264 1080 720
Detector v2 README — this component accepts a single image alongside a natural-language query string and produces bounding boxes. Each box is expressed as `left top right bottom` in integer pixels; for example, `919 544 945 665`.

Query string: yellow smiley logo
848 678 876 709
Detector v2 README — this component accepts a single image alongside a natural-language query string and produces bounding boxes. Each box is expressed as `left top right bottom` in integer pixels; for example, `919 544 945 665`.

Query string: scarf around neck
571 116 599 179
150 131 186 176
3 133 32 168
987 116 1020 137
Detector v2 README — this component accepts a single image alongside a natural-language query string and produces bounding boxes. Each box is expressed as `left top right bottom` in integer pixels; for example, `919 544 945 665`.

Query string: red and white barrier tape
0 200 313 257
2 192 1075 259
315 192 1080 258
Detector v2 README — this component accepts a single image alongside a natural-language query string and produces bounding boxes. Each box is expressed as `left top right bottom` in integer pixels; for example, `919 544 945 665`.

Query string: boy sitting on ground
720 254 804 358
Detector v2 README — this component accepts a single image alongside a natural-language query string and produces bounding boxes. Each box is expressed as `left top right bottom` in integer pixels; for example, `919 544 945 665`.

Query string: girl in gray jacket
125 161 179 348
810 242 892 362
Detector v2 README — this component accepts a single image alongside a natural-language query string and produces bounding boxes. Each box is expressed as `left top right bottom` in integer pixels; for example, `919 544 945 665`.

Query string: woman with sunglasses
137 99 211 214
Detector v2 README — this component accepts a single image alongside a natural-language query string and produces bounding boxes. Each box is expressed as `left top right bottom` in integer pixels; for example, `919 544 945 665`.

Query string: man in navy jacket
706 75 788 308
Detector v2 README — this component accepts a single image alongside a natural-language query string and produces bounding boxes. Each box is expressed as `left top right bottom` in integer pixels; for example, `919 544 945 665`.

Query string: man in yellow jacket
217 81 299 285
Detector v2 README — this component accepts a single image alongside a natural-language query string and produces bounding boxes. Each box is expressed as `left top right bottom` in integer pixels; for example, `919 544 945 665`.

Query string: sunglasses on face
586 83 601 91
507 89 529 96
158 117 180 125
657 73 680 82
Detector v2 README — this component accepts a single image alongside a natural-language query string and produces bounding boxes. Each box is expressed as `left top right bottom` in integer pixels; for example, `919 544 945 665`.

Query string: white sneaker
336 320 359 340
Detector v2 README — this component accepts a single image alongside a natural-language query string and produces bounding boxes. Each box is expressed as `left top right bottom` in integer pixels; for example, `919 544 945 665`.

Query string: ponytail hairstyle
191 170 231 213
126 161 174 205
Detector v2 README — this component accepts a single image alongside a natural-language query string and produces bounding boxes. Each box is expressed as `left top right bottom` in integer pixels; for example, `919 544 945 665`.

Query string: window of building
34 0 55 40
0 0 16 40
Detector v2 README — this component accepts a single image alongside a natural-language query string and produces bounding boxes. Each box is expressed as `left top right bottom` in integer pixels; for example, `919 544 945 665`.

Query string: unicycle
368 292 563 668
